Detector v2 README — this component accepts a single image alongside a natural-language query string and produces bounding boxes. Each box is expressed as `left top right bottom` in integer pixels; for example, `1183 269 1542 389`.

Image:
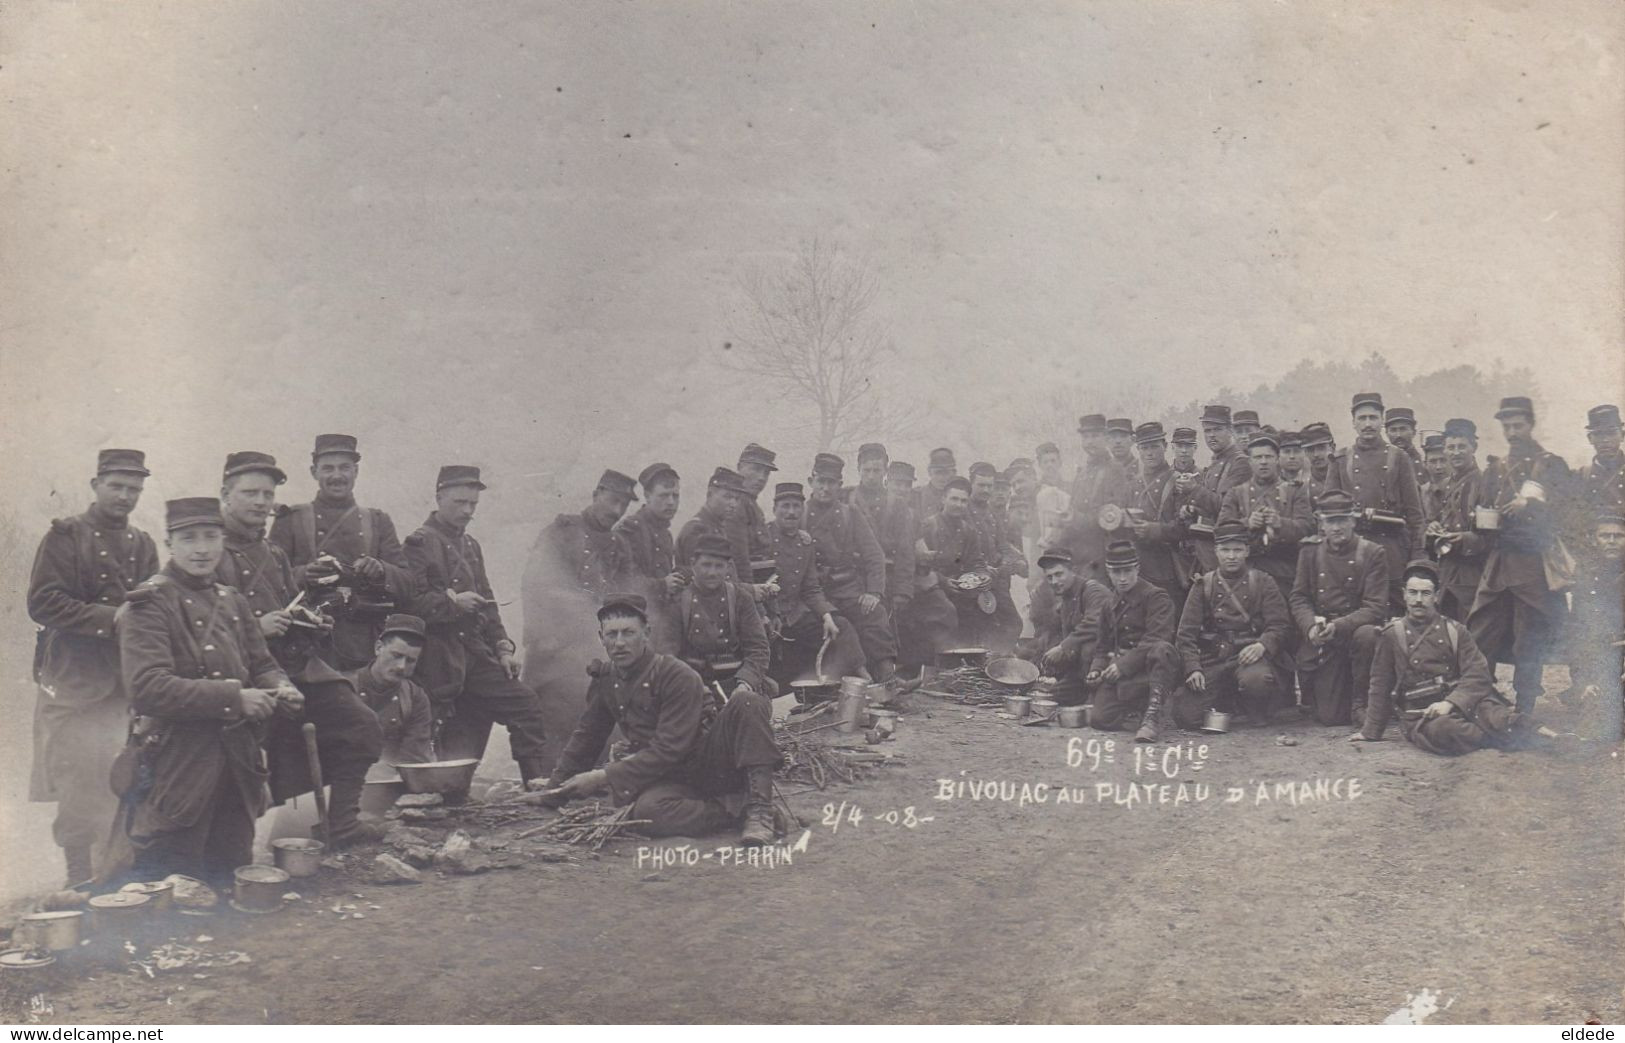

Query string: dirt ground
3 678 1621 1026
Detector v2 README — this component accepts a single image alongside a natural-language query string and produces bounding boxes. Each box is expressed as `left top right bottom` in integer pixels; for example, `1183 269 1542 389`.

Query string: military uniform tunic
344 666 435 775
805 498 897 666
1361 615 1530 754
1086 578 1180 729
676 504 743 581
1322 442 1425 601
847 485 919 606
1172 567 1292 727
1428 464 1489 620
1289 535 1388 724
28 507 160 861
676 580 772 695
1217 477 1315 598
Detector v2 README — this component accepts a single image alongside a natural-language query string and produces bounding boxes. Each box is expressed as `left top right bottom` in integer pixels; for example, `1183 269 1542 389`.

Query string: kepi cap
1401 559 1441 587
1313 489 1359 517
596 469 639 502
737 443 778 472
166 497 223 532
928 447 957 468
1232 410 1260 427
1586 404 1621 431
97 449 150 477
773 481 805 502
1171 426 1198 444
811 453 845 479
1384 407 1416 426
637 462 679 490
1212 520 1251 544
1494 396 1535 421
1300 422 1335 447
1133 421 1166 445
1442 418 1477 441
1200 405 1232 426
223 451 287 485
886 461 916 482
1104 540 1139 568
436 464 486 491
857 442 888 463
1076 414 1107 434
1422 433 1446 453
379 614 427 642
707 467 749 494
968 461 997 479
1036 546 1074 570
1351 392 1384 413
1107 418 1134 435
312 434 360 461
597 592 649 622
690 533 734 561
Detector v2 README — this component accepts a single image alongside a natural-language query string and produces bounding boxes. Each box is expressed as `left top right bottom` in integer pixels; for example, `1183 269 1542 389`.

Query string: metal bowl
394 758 481 798
986 657 1040 688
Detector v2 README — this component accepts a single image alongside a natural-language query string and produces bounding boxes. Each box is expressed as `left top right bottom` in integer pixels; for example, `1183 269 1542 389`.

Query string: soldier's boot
316 776 387 848
739 766 778 848
63 845 93 889
1135 688 1166 744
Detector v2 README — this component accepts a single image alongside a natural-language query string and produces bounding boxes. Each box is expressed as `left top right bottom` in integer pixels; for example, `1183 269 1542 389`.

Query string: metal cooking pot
18 911 82 952
88 892 151 935
1201 709 1232 734
233 865 290 913
789 677 838 706
394 758 481 799
1003 693 1033 718
271 837 326 878
869 708 899 737
986 656 1040 688
1056 705 1088 728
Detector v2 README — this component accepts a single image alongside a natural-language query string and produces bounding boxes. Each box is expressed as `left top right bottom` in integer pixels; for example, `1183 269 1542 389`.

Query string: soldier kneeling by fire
1350 559 1576 754
544 593 786 847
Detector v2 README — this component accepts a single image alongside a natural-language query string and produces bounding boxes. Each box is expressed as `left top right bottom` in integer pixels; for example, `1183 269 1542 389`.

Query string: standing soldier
270 434 415 670
915 447 959 520
847 443 919 625
732 443 779 573
404 466 549 785
908 477 985 659
116 497 296 885
1106 418 1137 472
967 461 1024 652
1170 521 1294 730
1170 426 1200 478
1278 430 1308 488
1426 419 1489 621
1217 433 1314 603
1061 414 1131 579
1232 410 1262 447
1466 397 1574 714
762 482 865 686
1561 511 1624 740
1290 491 1388 726
1577 404 1624 515
1125 421 1190 606
29 448 160 885
677 467 750 580
215 452 382 846
616 463 684 647
1324 391 1425 611
522 469 638 753
1384 407 1424 469
1029 547 1114 707
1034 442 1072 550
1183 405 1251 572
1300 422 1337 501
1421 434 1451 519
886 460 917 500
1353 560 1572 753
806 453 898 681
1083 541 1180 742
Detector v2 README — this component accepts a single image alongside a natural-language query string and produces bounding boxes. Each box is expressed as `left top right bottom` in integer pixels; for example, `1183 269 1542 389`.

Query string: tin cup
1055 705 1088 728
1003 693 1033 718
271 838 326 878
233 865 290 913
1201 709 1232 734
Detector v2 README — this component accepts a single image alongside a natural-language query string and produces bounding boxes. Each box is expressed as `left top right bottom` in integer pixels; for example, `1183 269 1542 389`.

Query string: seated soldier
1171 521 1293 730
547 594 783 846
1289 490 1388 726
1352 560 1574 753
116 498 299 886
1083 541 1180 742
762 482 866 688
1557 511 1623 739
675 533 776 699
1027 547 1113 706
345 614 435 779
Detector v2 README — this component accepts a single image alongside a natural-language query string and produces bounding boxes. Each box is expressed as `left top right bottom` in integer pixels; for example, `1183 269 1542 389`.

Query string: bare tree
728 238 920 451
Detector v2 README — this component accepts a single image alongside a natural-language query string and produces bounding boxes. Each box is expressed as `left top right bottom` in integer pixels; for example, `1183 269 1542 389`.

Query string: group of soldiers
25 392 1625 891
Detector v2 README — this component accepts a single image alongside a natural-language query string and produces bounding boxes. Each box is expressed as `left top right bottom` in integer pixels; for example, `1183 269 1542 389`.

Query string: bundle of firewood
524 803 650 850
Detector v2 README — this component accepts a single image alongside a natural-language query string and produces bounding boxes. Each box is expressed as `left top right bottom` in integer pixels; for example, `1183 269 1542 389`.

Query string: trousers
1401 697 1534 756
1298 625 1379 726
265 675 384 803
1467 582 1564 712
129 769 255 888
1172 657 1285 729
630 690 780 837
437 652 550 774
1086 642 1181 729
769 612 865 687
31 692 125 867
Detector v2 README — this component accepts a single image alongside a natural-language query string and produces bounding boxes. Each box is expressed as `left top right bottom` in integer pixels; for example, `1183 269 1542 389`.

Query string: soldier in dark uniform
1466 397 1574 714
806 453 897 680
1384 407 1423 469
1027 547 1113 706
1218 433 1314 603
547 594 782 846
1421 433 1450 513
616 463 685 648
908 477 985 660
1232 410 1262 447
676 467 749 581
1106 417 1137 471
672 533 774 702
1125 421 1190 606
1277 429 1308 488
1354 560 1571 753
847 443 919 623
1300 421 1337 502
345 614 435 774
1560 511 1623 740
762 483 865 685
733 443 779 570
269 434 415 670
1084 541 1179 741
1184 405 1251 572
1577 404 1624 515
968 461 1024 652
215 452 383 846
1061 414 1131 579
915 447 958 520
404 465 549 784
28 448 160 885
1426 418 1489 621
1324 391 1425 612
1170 426 1200 478
886 459 917 501
117 498 296 885
1171 521 1293 730
1290 491 1388 726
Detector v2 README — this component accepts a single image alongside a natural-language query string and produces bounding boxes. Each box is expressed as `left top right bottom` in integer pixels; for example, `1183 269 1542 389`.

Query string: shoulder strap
1445 619 1459 656
1386 618 1410 661
679 588 695 633
725 581 738 636
1341 450 1356 490
292 503 318 560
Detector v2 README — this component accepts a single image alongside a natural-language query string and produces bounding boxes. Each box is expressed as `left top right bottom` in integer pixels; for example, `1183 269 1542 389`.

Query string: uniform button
211 670 222 678
100 573 108 580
